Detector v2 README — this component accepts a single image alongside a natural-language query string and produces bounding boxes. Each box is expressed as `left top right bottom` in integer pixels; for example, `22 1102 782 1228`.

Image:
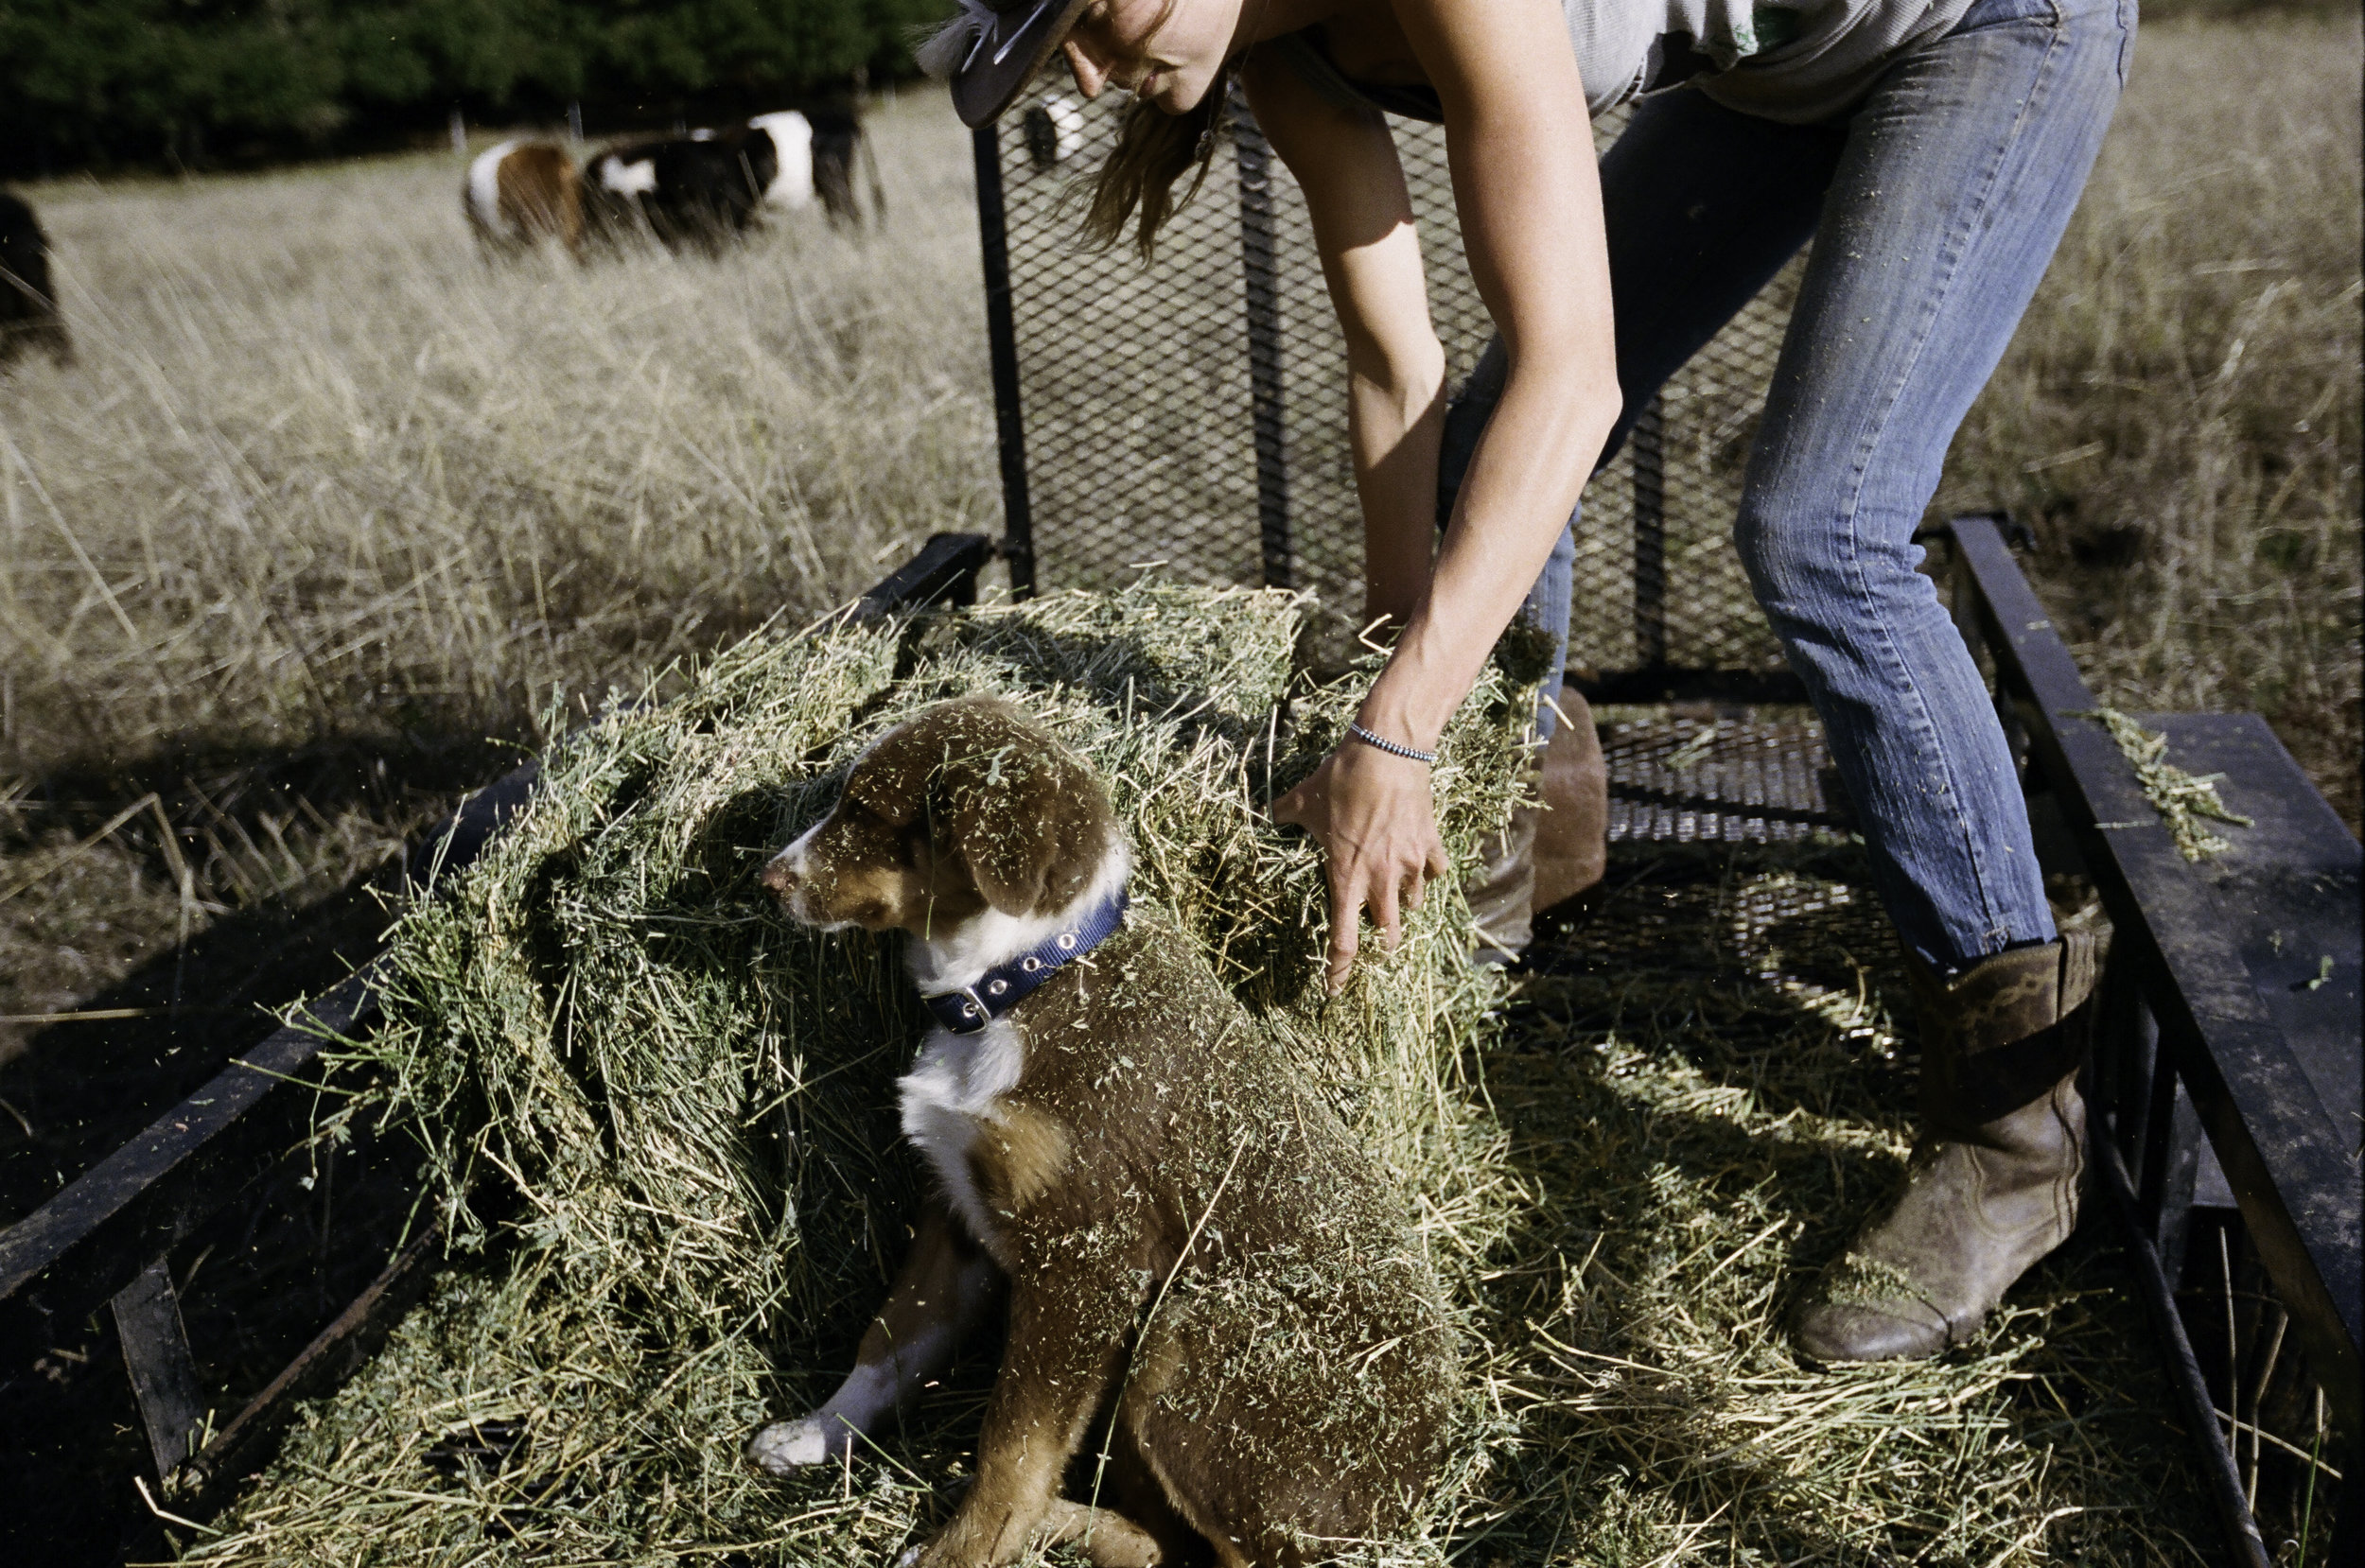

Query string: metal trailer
972 85 2361 1562
0 86 2354 1563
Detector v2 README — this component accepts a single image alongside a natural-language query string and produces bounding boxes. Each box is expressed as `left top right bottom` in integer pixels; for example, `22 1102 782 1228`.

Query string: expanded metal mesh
985 87 1800 675
1600 715 1855 844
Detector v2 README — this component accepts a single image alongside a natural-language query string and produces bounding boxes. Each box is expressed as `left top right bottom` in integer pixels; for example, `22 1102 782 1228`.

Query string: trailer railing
0 535 1000 1532
1942 512 2360 1566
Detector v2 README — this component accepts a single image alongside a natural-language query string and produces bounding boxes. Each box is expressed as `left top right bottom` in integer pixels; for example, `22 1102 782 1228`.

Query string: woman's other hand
1274 741 1450 992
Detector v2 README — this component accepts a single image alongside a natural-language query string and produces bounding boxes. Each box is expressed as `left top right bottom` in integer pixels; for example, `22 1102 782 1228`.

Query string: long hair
1077 65 1233 261
913 0 1235 262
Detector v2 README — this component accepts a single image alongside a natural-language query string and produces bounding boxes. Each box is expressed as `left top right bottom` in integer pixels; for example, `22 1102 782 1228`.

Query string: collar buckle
940 984 991 1036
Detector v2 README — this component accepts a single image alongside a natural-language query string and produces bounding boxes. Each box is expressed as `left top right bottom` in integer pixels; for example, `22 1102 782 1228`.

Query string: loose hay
184 585 2208 1566
2085 707 2254 862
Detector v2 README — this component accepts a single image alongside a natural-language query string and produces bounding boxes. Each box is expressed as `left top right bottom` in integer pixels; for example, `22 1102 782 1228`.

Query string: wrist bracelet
1346 722 1437 765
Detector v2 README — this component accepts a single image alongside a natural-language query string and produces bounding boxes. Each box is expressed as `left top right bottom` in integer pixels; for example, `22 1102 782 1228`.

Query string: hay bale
184 582 2209 1566
191 581 1528 1564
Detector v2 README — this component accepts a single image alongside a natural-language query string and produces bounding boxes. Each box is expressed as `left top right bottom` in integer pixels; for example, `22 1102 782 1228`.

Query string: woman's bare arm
1376 0 1618 746
1274 0 1620 987
1239 49 1442 627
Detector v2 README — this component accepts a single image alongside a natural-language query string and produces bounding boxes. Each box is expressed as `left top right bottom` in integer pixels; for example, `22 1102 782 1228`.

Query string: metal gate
973 89 1799 687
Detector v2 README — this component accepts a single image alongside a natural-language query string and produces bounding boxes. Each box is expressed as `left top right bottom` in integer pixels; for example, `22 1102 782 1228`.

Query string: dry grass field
0 96 992 1041
0 13 2356 1142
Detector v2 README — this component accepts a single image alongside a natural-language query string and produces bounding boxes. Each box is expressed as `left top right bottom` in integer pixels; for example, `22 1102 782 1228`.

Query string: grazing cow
464 139 584 257
583 127 780 253
746 112 815 211
0 192 70 368
1020 95 1086 171
800 103 885 229
746 107 882 229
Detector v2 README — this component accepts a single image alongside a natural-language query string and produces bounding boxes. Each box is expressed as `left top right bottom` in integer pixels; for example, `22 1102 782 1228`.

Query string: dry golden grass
0 95 992 1039
1939 10 2363 828
1 94 991 773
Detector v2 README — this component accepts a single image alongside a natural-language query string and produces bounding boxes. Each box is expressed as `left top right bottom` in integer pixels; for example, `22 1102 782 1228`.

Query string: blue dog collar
921 889 1130 1036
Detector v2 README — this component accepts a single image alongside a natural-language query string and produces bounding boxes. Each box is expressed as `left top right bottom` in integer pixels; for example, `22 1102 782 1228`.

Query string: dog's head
761 697 1120 936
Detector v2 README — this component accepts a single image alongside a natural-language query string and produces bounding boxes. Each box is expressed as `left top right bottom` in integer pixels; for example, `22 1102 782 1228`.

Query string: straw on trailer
183 583 2216 1567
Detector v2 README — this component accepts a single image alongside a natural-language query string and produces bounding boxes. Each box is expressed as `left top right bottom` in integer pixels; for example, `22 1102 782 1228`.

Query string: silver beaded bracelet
1346 722 1437 765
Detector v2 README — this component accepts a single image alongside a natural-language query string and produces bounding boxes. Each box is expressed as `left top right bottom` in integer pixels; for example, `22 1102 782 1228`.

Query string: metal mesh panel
1601 714 1855 844
985 88 1798 673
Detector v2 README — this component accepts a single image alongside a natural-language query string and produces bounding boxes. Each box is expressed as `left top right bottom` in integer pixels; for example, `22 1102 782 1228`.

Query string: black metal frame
972 121 1035 599
967 108 1795 706
1943 512 2360 1565
962 115 2357 1551
0 536 1000 1526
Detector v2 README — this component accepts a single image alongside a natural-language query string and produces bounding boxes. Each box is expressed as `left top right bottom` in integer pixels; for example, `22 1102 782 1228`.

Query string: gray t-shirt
1279 0 1977 125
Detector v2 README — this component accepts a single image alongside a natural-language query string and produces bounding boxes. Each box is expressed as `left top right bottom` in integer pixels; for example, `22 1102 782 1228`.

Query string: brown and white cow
464 139 584 257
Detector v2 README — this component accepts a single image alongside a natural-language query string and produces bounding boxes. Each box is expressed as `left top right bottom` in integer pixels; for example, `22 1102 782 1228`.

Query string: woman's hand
1274 740 1450 992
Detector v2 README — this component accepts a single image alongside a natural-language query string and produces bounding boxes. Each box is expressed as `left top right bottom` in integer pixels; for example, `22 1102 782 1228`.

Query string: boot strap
1910 932 2100 1061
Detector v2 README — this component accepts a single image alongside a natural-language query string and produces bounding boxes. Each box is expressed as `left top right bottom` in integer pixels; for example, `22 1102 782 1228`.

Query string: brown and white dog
749 697 1456 1568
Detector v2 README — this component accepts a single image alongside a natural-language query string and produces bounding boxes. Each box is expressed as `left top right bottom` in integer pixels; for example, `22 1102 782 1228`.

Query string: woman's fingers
1273 747 1456 986
1369 866 1403 954
1271 744 1451 991
1325 879 1362 991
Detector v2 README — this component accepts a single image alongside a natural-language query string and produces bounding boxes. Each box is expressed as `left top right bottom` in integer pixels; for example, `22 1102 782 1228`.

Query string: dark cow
583 126 780 253
794 103 885 229
1020 95 1085 173
0 191 71 368
584 107 881 250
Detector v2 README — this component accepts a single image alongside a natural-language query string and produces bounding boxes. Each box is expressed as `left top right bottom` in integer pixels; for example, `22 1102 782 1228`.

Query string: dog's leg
907 1284 1132 1567
1031 1500 1164 1568
746 1201 998 1474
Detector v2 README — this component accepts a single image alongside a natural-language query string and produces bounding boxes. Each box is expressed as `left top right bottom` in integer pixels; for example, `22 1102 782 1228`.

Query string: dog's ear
923 699 1116 917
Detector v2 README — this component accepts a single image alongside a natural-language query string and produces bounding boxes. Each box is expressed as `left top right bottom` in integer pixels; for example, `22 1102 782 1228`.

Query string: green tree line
1 0 946 176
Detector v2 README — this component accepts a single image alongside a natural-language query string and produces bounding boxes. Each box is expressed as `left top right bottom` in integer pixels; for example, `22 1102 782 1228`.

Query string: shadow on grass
1467 841 2217 1564
0 732 513 1568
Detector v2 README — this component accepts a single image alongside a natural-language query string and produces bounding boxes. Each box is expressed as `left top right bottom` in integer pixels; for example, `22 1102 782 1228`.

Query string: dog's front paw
745 1414 854 1475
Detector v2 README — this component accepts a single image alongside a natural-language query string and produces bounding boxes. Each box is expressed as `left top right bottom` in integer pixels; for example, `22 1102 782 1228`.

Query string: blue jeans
1440 0 2133 971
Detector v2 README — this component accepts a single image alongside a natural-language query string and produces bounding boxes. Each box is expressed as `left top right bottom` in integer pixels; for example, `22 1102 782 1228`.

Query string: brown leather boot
1533 688 1608 917
1467 695 1610 965
1792 933 2103 1363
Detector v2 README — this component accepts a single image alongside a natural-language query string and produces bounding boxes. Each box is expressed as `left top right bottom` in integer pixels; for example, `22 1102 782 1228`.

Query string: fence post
1631 392 1668 668
972 122 1036 597
1233 101 1291 592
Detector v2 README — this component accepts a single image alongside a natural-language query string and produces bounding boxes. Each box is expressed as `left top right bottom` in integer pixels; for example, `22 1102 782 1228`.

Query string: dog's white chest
898 1022 1024 1250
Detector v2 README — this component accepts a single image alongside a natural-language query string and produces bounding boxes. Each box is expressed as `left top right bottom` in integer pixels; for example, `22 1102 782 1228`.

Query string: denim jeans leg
1734 0 2131 970
1437 93 1846 741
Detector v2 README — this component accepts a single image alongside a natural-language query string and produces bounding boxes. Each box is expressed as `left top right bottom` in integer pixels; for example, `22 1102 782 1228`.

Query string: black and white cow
0 191 70 368
581 103 881 251
583 126 780 253
745 107 883 230
1021 96 1086 172
797 103 885 229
